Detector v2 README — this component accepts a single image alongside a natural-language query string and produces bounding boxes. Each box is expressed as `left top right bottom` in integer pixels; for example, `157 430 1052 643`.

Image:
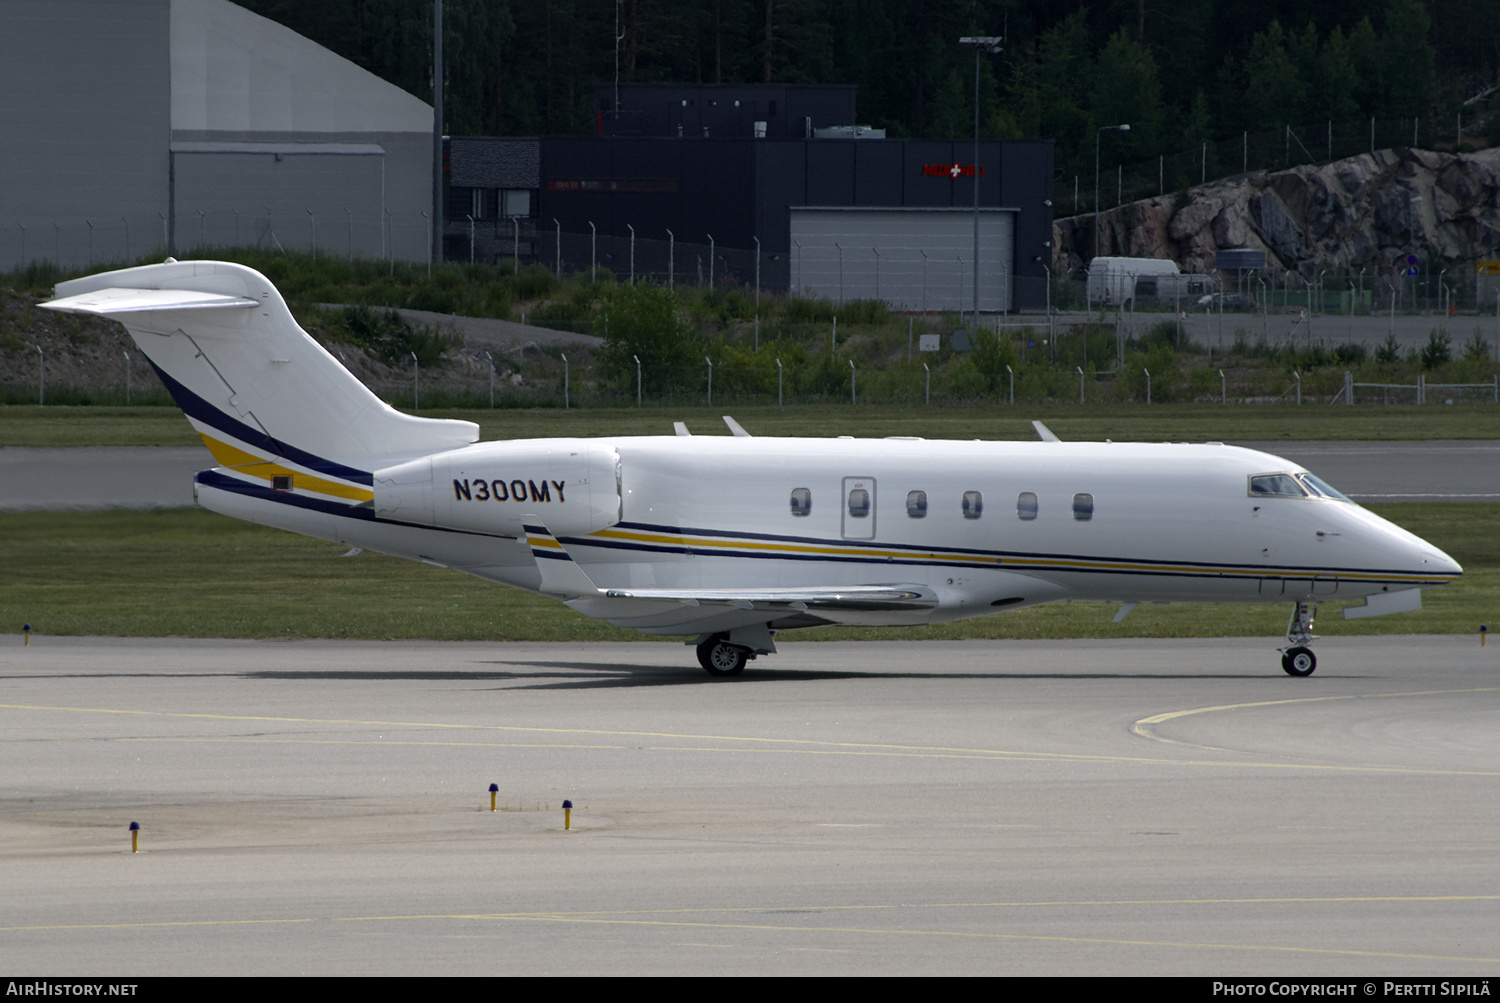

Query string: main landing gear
1280 600 1320 677
696 634 750 676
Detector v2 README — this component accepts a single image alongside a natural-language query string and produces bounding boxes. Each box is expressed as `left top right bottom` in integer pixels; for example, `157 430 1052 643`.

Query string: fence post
923 363 930 405
850 360 856 405
1144 367 1151 405
705 356 712 406
776 358 783 407
1220 369 1226 404
1077 366 1084 404
1006 364 1013 405
634 354 641 407
561 353 569 409
1345 370 1353 405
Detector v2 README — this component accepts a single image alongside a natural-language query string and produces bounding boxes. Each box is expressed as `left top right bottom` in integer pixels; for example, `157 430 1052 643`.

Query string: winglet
522 517 601 597
1032 420 1061 442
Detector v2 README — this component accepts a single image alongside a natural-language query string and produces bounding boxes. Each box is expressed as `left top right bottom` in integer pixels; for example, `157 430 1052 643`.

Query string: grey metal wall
0 0 172 268
0 0 434 270
789 208 1016 312
170 134 429 262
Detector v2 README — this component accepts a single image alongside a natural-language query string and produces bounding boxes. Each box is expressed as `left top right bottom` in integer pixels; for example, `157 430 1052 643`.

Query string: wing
523 519 937 611
600 584 937 612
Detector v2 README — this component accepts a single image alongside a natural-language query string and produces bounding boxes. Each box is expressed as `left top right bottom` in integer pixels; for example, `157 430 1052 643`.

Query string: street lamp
959 35 1003 334
1094 123 1130 259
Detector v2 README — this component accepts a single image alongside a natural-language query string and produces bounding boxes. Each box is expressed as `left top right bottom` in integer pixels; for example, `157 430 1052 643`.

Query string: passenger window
906 490 927 518
790 487 811 517
1016 492 1038 520
962 490 983 520
847 488 870 518
1073 493 1094 521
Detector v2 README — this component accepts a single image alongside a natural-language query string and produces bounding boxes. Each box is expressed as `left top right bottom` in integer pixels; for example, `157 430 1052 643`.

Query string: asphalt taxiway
2 635 1497 976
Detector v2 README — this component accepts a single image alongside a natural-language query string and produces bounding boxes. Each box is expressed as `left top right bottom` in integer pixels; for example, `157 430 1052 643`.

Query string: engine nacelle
374 440 620 538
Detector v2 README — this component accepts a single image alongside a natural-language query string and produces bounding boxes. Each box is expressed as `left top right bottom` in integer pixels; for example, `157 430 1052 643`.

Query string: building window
790 487 811 517
1017 492 1038 520
1073 493 1094 521
962 491 983 520
906 490 927 518
469 188 486 220
502 189 531 218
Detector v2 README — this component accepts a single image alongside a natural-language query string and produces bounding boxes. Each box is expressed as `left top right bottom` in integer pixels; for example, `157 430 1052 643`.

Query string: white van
1086 256 1181 308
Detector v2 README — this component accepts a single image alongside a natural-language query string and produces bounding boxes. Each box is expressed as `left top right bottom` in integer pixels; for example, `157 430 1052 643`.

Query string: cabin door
841 476 876 540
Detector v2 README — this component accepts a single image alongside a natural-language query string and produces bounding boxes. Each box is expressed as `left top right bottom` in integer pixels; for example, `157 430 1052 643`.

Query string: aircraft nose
1425 546 1463 579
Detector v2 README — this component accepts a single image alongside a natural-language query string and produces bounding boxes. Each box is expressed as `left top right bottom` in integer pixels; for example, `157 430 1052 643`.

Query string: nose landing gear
1280 601 1320 676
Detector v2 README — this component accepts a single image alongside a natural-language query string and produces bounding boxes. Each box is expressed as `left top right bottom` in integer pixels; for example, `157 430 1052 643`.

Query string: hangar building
1 0 433 269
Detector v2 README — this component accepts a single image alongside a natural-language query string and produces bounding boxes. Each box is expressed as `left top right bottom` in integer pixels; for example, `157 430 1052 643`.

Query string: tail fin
41 261 476 483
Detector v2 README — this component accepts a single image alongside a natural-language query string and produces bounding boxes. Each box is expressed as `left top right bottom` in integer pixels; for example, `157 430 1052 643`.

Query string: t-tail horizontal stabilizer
522 518 602 598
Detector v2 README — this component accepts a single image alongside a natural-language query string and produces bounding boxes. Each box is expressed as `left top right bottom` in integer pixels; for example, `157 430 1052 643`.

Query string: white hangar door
789 207 1015 313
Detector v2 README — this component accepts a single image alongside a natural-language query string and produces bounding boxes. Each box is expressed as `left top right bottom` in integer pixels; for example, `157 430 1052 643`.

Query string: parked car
1196 291 1256 311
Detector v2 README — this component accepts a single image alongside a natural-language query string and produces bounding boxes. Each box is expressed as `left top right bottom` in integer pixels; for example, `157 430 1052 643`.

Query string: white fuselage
196 433 1459 637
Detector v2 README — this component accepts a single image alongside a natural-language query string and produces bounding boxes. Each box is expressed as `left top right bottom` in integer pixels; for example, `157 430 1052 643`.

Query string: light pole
1094 123 1130 258
753 235 761 310
959 36 1003 336
835 242 844 305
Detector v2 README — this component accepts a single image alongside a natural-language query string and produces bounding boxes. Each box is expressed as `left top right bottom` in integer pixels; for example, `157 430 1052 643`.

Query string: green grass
2 505 1493 642
3 402 1499 448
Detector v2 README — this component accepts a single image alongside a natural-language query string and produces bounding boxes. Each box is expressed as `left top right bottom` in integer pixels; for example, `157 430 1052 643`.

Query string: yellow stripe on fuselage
592 527 995 565
198 433 374 503
585 527 1457 586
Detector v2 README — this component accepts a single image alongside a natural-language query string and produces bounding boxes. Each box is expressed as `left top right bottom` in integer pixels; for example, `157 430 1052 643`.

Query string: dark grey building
1 0 434 269
447 129 1054 312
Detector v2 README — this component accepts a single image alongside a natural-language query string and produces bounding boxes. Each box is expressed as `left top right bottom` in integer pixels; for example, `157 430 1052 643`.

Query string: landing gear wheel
697 635 748 677
1282 646 1317 677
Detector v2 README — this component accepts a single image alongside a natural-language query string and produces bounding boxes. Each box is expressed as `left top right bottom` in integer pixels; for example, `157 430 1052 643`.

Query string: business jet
42 260 1461 677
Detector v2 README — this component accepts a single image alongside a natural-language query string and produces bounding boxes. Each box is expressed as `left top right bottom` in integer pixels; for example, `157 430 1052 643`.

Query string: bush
1419 330 1451 370
340 305 457 367
1375 333 1403 364
596 283 703 396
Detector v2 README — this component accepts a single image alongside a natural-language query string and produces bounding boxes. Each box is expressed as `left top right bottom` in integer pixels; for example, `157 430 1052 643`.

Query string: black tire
1282 646 1316 677
696 635 748 676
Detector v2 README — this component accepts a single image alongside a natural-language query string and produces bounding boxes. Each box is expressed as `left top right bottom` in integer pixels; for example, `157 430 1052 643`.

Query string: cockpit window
1298 473 1352 502
1249 473 1307 498
1248 472 1353 502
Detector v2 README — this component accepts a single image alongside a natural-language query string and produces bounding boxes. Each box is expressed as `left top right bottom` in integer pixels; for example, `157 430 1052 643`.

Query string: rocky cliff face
1055 146 1500 281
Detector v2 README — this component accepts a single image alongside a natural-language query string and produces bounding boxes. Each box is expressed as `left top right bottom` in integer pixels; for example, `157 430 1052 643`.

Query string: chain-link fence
1057 113 1496 217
